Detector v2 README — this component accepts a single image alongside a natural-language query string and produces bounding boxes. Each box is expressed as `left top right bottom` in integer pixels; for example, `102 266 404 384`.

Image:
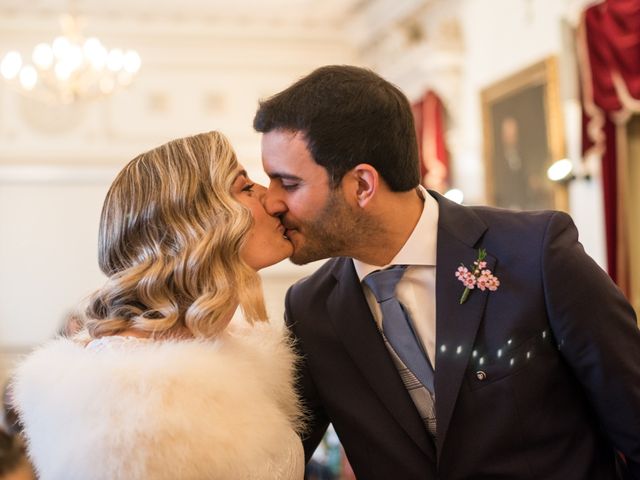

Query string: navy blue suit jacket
285 192 640 479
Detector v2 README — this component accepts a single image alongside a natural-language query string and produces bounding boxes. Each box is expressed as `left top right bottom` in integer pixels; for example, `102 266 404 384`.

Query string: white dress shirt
353 186 439 367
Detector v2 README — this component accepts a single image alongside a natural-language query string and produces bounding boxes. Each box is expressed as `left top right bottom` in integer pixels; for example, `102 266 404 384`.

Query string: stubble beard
289 191 372 265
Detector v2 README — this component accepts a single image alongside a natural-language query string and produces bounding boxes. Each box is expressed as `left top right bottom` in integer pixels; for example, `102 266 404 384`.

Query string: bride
10 131 305 479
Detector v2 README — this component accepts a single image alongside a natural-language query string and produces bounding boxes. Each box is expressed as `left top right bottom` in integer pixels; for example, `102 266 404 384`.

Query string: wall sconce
444 188 464 204
547 159 592 183
547 159 574 182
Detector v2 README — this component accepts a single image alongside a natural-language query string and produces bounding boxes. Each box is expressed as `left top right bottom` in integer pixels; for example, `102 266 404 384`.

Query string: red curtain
412 91 449 193
578 0 640 291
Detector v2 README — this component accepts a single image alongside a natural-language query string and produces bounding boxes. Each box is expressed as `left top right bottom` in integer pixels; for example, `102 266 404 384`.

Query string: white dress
13 323 305 480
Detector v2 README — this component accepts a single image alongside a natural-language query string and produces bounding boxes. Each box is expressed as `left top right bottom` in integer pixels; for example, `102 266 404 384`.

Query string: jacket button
476 370 487 381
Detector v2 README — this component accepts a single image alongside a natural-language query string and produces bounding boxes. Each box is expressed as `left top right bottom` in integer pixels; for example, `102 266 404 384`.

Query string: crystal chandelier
0 14 141 105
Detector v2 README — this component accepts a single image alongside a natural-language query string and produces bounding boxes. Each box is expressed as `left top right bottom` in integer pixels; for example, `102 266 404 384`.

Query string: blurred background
0 0 638 421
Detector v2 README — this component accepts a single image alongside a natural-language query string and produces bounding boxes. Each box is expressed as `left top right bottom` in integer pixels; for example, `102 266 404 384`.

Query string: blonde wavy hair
85 131 267 339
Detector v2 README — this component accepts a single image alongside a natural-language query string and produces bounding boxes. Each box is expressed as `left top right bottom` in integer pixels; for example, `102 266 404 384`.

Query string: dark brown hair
254 65 420 190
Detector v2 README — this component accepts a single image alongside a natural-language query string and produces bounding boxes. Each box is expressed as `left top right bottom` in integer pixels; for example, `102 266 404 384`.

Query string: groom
253 65 640 479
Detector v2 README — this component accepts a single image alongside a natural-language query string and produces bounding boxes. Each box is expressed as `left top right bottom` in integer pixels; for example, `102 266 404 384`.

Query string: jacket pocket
465 330 558 390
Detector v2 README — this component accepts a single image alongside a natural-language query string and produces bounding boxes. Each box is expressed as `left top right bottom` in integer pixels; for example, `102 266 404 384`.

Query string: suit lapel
326 258 436 460
430 192 494 458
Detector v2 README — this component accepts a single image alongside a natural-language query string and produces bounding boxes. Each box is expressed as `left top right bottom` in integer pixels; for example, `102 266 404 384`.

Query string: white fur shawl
12 322 304 480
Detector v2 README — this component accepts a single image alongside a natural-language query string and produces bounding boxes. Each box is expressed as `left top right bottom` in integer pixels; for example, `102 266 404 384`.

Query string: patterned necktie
363 265 434 393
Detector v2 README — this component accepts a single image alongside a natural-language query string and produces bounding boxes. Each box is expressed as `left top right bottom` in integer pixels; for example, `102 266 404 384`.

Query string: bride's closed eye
242 183 256 194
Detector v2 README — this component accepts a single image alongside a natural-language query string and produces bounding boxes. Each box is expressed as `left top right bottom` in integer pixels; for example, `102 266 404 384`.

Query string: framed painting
481 57 567 211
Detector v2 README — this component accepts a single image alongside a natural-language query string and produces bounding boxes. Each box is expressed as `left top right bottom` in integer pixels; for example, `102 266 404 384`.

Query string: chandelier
0 14 141 105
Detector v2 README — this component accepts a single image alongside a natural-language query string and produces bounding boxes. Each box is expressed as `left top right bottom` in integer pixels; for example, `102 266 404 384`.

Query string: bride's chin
277 246 294 263
280 237 294 255
253 246 294 271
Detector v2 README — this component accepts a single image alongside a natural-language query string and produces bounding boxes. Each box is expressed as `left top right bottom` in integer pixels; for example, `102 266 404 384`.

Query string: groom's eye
281 182 299 191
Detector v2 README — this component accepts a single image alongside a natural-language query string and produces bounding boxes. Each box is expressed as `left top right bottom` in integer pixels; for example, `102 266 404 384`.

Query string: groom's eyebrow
267 172 302 181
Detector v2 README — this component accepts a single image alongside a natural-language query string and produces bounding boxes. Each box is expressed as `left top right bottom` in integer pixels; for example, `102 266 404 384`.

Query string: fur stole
11 322 304 480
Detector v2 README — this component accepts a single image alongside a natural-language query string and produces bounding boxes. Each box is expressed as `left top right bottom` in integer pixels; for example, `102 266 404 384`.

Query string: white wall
0 170 112 341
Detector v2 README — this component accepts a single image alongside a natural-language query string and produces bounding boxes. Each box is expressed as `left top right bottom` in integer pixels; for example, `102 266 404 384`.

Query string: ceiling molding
0 0 364 36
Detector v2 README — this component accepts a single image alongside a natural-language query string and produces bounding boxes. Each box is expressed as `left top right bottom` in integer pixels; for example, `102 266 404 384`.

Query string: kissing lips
284 227 298 242
280 221 297 239
277 223 288 239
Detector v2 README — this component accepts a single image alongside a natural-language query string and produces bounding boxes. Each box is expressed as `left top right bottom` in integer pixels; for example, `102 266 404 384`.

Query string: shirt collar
353 185 439 281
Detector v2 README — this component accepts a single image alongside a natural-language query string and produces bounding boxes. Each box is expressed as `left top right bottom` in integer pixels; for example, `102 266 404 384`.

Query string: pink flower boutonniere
455 248 500 304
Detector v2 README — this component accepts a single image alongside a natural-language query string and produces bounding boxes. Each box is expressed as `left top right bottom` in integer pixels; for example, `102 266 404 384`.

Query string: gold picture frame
481 57 567 211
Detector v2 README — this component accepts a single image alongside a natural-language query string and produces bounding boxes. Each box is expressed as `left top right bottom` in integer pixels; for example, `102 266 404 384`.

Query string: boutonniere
455 248 500 304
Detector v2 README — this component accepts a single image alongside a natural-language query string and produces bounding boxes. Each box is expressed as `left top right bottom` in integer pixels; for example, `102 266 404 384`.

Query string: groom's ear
348 164 378 208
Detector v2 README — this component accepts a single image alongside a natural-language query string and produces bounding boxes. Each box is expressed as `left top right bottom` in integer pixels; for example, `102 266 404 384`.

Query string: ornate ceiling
0 0 366 27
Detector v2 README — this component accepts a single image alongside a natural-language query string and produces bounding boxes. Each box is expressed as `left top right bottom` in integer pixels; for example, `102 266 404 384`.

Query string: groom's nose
262 183 287 216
